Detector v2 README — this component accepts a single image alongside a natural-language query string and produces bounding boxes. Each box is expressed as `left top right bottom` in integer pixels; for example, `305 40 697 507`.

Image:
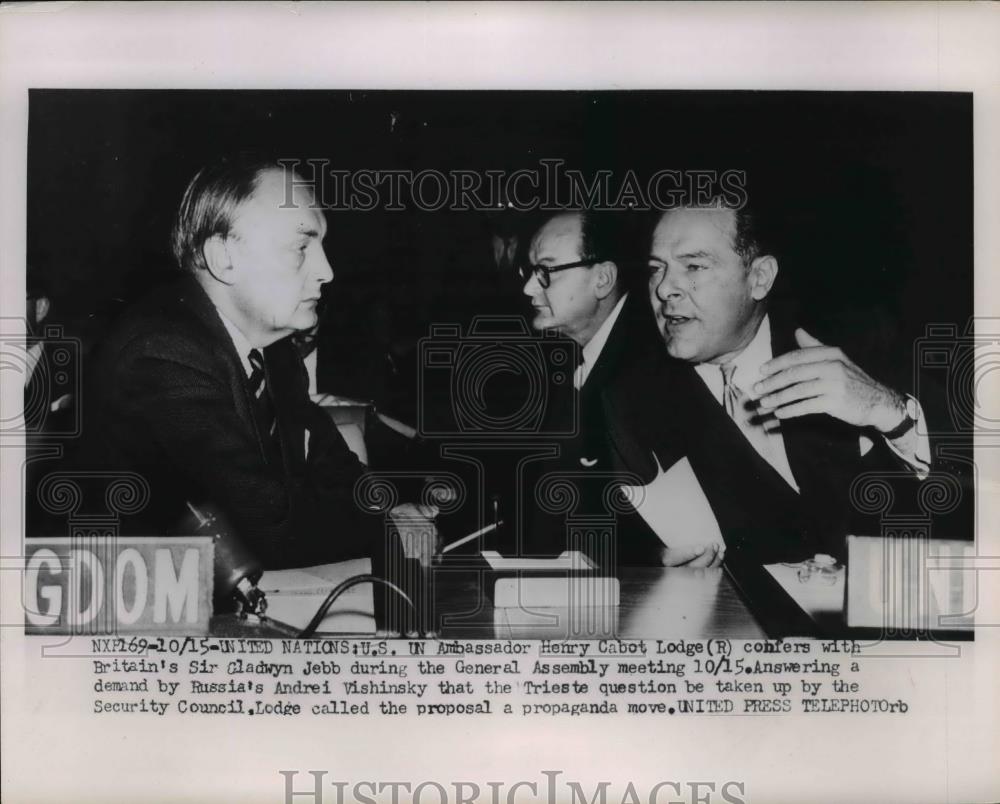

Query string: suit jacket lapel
264 339 307 472
674 362 799 508
580 292 662 466
602 355 681 483
584 292 649 393
600 314 801 506
766 313 860 501
179 276 267 462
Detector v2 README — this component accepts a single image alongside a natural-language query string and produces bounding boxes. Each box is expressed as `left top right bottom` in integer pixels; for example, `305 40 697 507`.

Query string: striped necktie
720 362 743 420
248 349 279 459
720 362 798 490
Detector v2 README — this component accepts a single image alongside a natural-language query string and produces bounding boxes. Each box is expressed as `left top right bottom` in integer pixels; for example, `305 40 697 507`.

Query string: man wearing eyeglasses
521 210 664 391
522 211 625 376
519 210 669 565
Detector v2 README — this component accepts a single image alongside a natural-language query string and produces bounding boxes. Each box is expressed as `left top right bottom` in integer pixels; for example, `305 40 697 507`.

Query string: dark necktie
248 349 280 462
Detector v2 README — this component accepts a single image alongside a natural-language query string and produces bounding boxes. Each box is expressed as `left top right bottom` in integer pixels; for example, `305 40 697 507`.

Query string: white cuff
858 395 931 479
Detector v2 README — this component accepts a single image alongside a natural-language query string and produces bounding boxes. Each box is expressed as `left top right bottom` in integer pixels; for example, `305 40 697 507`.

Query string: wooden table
209 540 978 640
213 564 768 639
423 564 767 640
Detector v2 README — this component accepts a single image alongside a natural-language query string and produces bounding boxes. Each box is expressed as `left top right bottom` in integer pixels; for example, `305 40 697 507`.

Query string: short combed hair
650 193 769 272
170 153 295 273
578 210 622 266
526 209 629 294
728 201 764 268
699 190 768 268
579 209 648 293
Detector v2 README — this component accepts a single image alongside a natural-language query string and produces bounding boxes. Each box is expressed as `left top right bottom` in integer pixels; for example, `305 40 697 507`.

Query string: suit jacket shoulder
603 309 880 562
523 291 671 564
79 274 375 568
584 290 664 398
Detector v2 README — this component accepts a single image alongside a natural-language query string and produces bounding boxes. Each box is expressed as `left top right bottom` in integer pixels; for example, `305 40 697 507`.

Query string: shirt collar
216 308 255 378
577 293 628 388
693 314 773 401
728 313 774 398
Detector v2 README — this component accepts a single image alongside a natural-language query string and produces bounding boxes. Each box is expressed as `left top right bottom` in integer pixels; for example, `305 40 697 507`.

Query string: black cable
297 574 417 639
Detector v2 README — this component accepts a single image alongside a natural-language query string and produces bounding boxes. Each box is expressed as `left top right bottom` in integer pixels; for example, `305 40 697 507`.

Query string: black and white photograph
2 4 998 804
18 87 976 640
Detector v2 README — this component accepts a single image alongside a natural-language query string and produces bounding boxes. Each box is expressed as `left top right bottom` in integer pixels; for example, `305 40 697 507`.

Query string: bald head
521 211 622 347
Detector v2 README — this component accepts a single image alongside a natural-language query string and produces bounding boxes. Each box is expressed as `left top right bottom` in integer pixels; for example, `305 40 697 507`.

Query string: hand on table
659 541 726 569
388 502 441 567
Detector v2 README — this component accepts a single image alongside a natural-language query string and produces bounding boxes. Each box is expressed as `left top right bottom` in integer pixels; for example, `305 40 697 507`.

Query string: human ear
34 296 51 325
202 235 236 285
748 255 778 301
593 260 618 300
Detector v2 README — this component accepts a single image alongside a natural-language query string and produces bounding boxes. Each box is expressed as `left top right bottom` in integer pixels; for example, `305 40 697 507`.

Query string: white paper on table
258 558 375 634
620 455 724 551
480 550 596 572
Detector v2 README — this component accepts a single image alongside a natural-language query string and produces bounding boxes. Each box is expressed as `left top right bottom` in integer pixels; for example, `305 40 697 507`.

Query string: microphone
184 501 267 616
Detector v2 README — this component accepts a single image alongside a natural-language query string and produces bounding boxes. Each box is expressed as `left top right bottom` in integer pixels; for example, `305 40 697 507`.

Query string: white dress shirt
217 309 313 456
217 310 255 379
694 316 801 490
693 315 930 489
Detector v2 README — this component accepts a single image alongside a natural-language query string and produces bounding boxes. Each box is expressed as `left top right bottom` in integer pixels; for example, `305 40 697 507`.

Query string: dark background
25 89 975 546
27 89 972 392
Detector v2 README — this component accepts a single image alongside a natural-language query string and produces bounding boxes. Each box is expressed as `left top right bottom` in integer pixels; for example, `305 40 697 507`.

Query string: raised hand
753 328 907 434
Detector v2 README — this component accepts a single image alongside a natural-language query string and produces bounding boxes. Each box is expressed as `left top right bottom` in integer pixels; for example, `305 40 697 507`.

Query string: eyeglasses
518 258 603 289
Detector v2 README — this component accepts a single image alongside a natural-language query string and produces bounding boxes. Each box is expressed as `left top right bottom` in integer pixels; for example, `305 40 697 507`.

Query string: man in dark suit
78 155 438 569
604 202 930 566
518 210 668 564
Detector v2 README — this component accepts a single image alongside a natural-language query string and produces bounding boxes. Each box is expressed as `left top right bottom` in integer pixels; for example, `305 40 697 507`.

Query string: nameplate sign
846 535 974 633
24 537 214 635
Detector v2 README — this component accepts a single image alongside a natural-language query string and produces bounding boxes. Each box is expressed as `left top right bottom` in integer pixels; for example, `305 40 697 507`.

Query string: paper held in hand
620 456 725 553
